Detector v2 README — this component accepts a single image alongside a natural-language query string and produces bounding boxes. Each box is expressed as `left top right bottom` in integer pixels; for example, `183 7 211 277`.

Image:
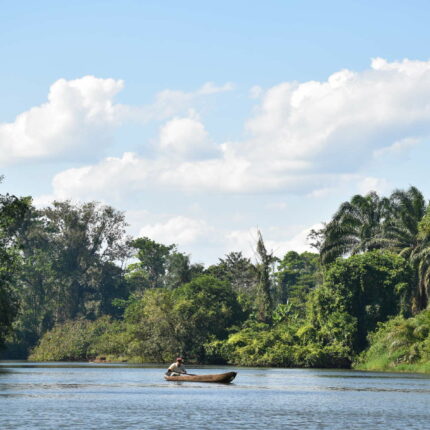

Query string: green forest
1 175 430 372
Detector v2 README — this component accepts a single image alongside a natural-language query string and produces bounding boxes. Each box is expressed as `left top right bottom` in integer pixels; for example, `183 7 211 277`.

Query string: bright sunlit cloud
40 58 430 201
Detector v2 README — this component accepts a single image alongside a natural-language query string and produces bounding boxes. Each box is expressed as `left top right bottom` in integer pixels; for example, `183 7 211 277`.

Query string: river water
1 362 430 429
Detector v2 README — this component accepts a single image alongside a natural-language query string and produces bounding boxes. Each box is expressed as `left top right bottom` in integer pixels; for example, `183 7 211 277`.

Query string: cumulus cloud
0 76 124 165
34 58 430 199
242 58 430 175
158 113 219 160
0 78 233 166
138 216 210 245
51 152 153 201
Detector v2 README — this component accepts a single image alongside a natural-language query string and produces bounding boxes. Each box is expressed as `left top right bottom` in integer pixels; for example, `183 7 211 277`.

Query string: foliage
128 237 204 292
124 288 180 362
320 191 389 264
308 251 413 354
2 200 131 357
6 180 430 373
319 186 430 313
382 187 429 311
275 251 320 316
129 237 175 290
124 275 244 362
40 201 130 321
29 316 127 361
255 231 276 322
205 251 257 313
0 187 32 349
356 310 430 372
208 317 352 368
0 268 19 349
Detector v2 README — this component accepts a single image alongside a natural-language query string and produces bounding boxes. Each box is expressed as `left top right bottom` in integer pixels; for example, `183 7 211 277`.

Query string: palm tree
317 187 430 313
319 186 430 312
320 192 389 264
380 187 426 256
413 209 430 311
381 187 429 312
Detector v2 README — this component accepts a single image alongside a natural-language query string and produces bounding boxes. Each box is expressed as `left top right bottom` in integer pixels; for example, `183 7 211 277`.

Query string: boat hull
164 371 237 383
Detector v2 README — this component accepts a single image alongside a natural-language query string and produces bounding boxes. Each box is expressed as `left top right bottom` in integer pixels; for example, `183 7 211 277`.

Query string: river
1 362 430 429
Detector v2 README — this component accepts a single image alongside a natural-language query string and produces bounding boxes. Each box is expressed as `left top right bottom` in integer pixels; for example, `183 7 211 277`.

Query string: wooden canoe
164 371 237 383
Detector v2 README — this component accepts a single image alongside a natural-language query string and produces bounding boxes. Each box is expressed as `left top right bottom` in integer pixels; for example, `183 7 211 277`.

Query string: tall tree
320 192 389 264
14 201 130 330
308 251 413 354
381 187 429 311
0 178 32 348
255 231 275 322
319 187 430 312
125 275 243 362
129 237 174 290
206 251 257 298
128 237 203 292
164 251 204 290
44 201 130 321
276 251 320 313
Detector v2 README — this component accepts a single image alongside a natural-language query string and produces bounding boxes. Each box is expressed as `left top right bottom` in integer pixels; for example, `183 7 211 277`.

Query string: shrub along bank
30 252 415 368
355 310 430 373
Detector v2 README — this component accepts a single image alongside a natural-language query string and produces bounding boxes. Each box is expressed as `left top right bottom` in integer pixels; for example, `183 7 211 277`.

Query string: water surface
1 362 429 429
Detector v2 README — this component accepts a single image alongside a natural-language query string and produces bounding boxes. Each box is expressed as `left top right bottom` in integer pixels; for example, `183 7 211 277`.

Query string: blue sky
2 1 430 264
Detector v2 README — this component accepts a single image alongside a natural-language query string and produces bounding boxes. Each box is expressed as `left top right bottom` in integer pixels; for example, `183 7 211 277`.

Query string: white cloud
0 76 124 165
373 137 420 158
225 224 321 261
266 223 323 255
158 113 219 160
242 59 430 175
138 216 210 245
0 78 234 166
225 227 260 259
26 58 430 203
198 82 234 95
50 152 153 201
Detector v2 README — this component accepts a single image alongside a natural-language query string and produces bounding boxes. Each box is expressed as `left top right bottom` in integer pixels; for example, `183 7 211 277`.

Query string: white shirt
168 362 187 374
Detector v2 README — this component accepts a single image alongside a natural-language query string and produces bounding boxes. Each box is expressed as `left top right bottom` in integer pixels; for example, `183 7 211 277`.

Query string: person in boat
166 357 187 376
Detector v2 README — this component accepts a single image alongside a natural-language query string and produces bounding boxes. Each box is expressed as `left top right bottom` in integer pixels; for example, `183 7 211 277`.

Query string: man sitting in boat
166 357 187 376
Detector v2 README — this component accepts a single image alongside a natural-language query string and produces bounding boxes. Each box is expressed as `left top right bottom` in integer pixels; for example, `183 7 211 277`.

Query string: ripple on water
0 364 429 429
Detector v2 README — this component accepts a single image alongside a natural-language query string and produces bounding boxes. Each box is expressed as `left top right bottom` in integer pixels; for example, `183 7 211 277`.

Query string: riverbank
354 360 430 374
352 310 430 374
52 354 430 374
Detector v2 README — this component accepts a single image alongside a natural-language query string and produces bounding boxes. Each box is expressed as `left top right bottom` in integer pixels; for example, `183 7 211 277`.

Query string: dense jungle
1 175 430 372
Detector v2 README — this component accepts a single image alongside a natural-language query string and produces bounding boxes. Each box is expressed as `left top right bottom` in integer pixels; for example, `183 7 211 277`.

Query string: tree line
1 176 430 371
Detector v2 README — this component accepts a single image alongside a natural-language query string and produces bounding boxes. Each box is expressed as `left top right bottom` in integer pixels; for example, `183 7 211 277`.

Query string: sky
1 0 430 265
